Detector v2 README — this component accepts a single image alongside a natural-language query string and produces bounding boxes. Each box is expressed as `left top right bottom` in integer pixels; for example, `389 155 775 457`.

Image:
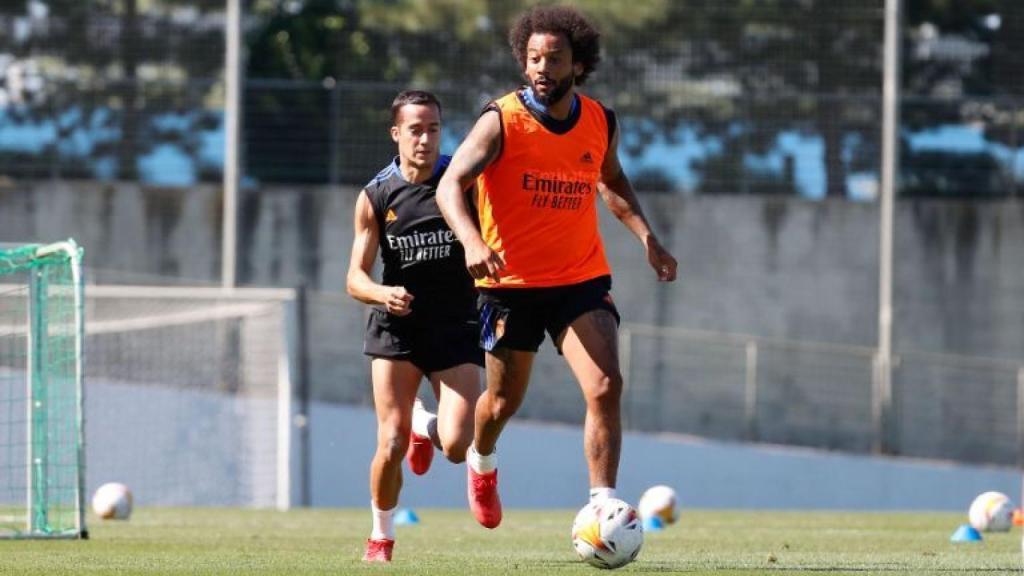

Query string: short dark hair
508 5 601 86
391 90 442 124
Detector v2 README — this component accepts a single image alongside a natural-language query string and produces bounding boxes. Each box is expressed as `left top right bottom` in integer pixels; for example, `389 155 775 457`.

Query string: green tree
0 0 225 181
632 1 883 197
903 0 1022 196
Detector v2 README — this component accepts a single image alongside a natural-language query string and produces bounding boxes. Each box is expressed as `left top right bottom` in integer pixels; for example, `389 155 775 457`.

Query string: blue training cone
950 524 981 542
394 508 420 526
642 516 665 532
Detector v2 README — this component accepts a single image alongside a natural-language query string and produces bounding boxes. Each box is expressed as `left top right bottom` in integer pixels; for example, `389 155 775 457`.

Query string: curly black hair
508 5 601 86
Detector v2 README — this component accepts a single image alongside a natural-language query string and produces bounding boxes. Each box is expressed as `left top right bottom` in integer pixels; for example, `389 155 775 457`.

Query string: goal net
82 284 303 512
2 246 305 535
0 240 85 539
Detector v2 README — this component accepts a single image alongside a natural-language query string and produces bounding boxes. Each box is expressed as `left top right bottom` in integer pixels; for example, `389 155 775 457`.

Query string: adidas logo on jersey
385 209 398 223
580 151 594 164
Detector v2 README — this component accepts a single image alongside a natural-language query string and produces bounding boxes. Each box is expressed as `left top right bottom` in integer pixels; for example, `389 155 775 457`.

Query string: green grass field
0 508 1020 575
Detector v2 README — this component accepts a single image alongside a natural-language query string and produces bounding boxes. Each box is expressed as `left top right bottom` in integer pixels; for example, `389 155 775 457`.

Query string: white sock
370 501 395 540
589 487 616 503
411 399 436 439
467 444 497 474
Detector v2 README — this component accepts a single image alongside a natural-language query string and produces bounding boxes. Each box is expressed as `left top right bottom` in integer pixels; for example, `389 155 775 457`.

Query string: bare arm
345 190 413 315
597 123 678 282
437 109 506 281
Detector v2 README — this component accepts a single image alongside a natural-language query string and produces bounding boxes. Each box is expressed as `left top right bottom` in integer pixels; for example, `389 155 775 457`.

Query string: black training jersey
363 155 475 316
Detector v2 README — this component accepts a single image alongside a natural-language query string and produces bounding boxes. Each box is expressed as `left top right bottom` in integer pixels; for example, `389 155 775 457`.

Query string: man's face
391 103 441 170
524 32 583 107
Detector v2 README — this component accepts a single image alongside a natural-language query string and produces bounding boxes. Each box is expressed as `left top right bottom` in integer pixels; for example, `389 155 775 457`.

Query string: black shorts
363 308 484 375
478 275 620 354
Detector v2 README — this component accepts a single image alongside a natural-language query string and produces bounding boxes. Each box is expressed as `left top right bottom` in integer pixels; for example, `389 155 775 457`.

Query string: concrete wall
3 181 1020 357
78 384 1021 511
3 181 1023 462
314 404 1019 511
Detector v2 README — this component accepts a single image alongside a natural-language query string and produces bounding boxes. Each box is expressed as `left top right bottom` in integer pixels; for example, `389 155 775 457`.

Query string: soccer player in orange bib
437 6 677 529
347 90 483 561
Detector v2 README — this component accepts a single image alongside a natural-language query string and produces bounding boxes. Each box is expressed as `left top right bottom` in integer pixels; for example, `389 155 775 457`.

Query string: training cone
394 508 420 526
642 516 665 532
1013 508 1024 527
950 524 982 542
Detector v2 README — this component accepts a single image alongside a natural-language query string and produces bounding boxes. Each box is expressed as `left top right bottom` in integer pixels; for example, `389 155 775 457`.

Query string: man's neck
524 87 576 120
398 158 434 184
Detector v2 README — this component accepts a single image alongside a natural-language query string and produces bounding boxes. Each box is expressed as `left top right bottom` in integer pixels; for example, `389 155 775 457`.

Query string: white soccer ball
571 498 644 569
92 482 133 520
638 485 679 525
968 491 1014 532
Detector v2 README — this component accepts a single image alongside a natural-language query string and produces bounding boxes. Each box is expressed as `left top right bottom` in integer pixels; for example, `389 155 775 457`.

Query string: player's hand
384 286 414 316
645 236 677 282
464 238 505 282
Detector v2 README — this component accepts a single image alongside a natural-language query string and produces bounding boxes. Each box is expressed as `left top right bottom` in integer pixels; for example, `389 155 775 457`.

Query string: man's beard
533 74 574 107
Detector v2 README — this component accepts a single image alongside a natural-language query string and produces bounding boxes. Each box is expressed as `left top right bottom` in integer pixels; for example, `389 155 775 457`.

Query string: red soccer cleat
362 538 394 563
406 430 434 475
407 399 435 475
467 466 502 529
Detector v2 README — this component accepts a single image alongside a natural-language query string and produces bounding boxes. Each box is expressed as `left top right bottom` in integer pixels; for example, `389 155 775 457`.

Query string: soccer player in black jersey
346 90 483 563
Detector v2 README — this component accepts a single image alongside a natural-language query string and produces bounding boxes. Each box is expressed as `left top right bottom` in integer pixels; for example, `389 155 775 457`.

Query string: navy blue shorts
363 308 484 375
478 275 620 354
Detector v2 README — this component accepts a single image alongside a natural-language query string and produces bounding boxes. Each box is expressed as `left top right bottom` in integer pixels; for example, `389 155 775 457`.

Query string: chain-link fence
0 1 1022 468
620 323 1024 466
1 1 1022 195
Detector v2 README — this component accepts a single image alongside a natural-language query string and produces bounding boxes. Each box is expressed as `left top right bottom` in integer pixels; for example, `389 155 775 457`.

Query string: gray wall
3 182 1020 356
79 384 1023 511
3 181 1022 462
314 404 1018 511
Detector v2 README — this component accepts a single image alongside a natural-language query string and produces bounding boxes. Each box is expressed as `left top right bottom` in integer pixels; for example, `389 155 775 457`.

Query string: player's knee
376 428 409 464
487 392 521 422
441 438 469 463
587 374 623 407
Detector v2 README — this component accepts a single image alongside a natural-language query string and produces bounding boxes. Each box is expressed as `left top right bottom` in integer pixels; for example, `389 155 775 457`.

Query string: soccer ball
571 498 643 569
92 482 133 520
638 485 679 526
968 491 1014 532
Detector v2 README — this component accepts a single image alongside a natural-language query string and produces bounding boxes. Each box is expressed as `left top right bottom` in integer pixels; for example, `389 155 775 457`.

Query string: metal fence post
744 341 759 441
871 353 883 453
1014 105 1021 198
277 289 308 511
875 0 901 456
871 352 897 454
221 0 243 289
327 79 341 186
1017 367 1024 467
295 284 311 507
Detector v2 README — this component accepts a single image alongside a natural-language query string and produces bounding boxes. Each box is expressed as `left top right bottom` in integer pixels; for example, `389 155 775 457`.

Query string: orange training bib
475 91 611 288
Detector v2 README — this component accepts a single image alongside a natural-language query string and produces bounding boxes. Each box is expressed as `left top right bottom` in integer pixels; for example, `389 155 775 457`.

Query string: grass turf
0 508 1020 575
